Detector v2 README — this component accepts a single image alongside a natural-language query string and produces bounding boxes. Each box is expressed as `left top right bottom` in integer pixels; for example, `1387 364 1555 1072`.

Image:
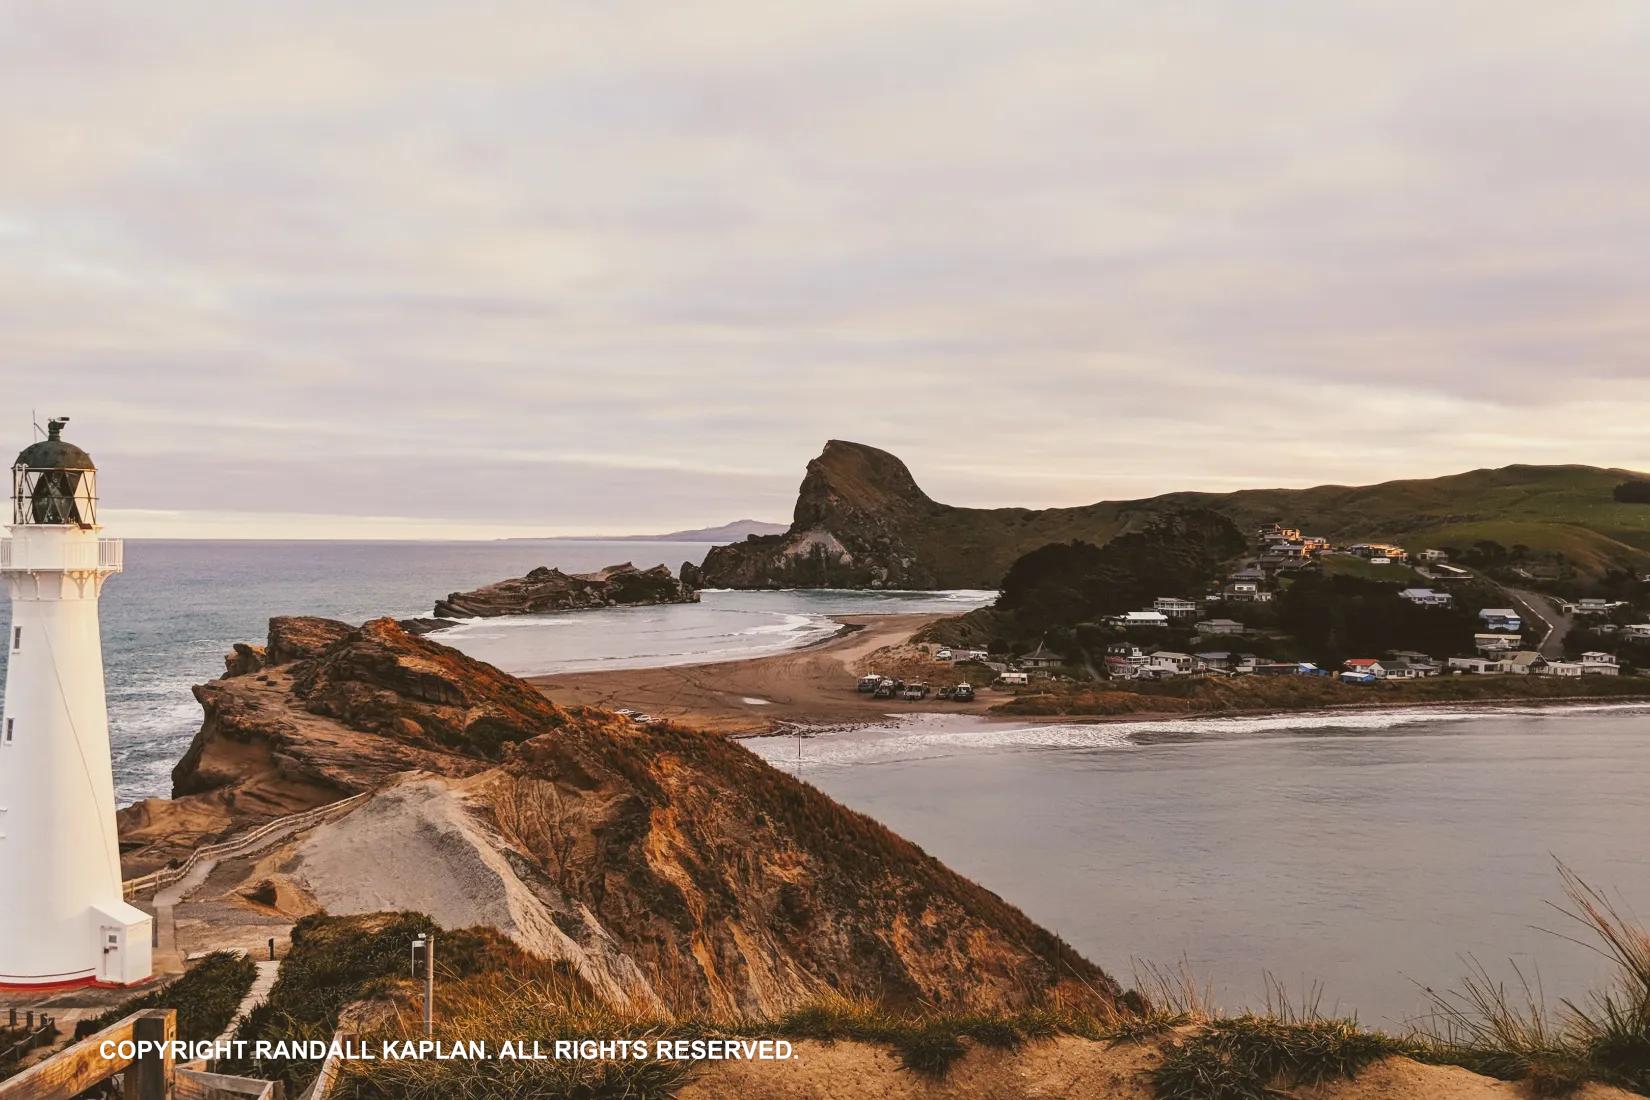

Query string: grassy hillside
703 444 1650 589
1152 464 1650 574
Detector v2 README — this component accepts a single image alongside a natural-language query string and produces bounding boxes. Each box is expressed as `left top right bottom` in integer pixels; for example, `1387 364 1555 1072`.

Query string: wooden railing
123 793 372 902
0 1009 281 1100
297 1029 352 1100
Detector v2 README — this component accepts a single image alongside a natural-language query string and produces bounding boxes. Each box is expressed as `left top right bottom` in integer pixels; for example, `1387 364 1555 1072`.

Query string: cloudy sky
3 2 1648 538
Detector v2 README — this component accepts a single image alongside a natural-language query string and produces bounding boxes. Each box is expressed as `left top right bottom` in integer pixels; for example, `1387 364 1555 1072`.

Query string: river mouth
746 705 1650 1028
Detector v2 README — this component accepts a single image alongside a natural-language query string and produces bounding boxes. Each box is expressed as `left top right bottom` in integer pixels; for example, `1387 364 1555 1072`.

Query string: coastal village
886 521 1647 696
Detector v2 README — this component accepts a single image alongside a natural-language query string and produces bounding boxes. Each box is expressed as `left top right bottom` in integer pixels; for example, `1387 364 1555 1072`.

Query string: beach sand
529 612 984 733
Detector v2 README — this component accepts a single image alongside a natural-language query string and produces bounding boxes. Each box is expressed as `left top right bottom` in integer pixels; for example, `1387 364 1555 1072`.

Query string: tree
1612 480 1650 504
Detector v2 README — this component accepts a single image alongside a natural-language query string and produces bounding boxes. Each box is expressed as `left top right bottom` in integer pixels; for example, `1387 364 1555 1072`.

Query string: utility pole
412 933 435 1037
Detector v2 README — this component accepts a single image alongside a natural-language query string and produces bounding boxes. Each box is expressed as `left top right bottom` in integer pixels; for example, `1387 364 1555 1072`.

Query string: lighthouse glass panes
13 464 98 527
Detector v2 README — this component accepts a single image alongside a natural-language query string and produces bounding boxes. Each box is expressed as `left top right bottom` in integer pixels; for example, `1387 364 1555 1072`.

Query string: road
1504 586 1571 658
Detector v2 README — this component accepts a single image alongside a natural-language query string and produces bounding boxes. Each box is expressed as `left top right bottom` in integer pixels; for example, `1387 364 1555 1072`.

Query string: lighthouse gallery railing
0 537 123 572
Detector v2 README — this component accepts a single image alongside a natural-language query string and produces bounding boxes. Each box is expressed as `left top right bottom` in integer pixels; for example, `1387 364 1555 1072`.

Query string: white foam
750 702 1650 772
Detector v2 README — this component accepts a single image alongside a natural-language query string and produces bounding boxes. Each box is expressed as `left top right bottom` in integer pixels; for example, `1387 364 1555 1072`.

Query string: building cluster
1071 520 1644 686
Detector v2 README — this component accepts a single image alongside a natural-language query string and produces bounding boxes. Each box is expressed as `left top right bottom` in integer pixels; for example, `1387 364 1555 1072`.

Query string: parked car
952 683 975 702
899 683 930 700
856 675 883 693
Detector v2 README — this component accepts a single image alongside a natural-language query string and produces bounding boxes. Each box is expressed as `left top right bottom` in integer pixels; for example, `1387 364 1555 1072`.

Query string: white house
1343 658 1386 678
1399 588 1453 608
1349 543 1408 561
1111 610 1170 628
1503 651 1547 675
1580 652 1621 676
1538 660 1583 677
1478 608 1523 632
1474 633 1521 653
1147 651 1194 674
1448 656 1505 674
1153 596 1199 618
1194 618 1245 636
1417 548 1450 563
1566 598 1626 616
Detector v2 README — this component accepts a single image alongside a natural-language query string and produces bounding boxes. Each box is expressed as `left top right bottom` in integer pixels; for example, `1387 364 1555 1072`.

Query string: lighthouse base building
0 420 152 989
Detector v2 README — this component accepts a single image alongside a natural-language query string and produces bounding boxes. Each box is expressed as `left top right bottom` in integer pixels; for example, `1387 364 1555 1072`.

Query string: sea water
744 706 1650 1027
0 538 990 803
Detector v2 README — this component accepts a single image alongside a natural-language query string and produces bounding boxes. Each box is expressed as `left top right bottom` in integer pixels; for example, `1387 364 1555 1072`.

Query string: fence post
122 1009 175 1100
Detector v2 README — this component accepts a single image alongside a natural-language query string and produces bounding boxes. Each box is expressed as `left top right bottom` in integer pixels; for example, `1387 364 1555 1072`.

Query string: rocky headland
119 616 1114 1017
432 560 699 620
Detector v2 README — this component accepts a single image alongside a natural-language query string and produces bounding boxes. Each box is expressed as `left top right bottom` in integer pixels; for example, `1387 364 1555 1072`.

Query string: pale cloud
2 1 1648 536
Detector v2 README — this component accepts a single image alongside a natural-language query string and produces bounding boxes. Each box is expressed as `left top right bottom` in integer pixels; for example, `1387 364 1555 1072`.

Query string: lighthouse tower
0 418 151 989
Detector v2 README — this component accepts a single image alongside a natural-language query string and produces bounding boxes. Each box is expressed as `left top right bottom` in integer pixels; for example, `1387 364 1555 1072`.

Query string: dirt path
529 613 989 733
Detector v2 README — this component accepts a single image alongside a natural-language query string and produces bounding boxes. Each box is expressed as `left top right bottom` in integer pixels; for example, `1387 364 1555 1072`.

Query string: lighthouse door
98 926 122 983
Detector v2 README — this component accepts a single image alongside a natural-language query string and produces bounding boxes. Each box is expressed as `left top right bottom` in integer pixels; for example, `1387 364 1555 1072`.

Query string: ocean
744 706 1650 1027
0 539 991 803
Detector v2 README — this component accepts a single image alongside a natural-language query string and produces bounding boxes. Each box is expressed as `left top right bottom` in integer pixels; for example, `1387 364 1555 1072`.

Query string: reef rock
433 562 699 620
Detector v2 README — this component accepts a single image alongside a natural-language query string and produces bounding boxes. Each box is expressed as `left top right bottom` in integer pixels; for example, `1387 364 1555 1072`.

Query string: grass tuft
1152 1015 1400 1100
1413 861 1650 1094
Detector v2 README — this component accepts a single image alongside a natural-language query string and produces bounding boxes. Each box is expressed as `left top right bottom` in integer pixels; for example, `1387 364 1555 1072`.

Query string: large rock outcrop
433 562 698 619
698 442 1650 588
125 616 1118 1018
697 440 1144 589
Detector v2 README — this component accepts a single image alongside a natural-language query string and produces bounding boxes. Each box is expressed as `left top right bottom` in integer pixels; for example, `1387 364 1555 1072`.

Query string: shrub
82 951 257 1042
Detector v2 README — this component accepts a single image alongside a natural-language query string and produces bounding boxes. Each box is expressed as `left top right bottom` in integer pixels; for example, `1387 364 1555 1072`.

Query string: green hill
698 444 1650 589
1150 464 1650 575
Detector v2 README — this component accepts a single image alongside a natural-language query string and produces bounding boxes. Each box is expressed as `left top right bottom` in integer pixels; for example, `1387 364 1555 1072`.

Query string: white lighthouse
0 418 152 989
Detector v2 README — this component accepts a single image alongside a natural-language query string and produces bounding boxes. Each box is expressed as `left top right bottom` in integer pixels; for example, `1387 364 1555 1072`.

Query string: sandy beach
528 612 984 733
530 610 1650 736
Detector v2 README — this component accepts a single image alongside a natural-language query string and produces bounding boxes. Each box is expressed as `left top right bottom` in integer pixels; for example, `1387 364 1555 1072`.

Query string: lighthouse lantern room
0 418 152 989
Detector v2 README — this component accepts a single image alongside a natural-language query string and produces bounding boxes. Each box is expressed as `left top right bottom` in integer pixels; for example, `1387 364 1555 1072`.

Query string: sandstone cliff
124 616 1117 1018
433 561 699 619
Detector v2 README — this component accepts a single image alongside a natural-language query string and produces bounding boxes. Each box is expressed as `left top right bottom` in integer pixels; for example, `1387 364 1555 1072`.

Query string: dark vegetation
1276 574 1509 665
1614 480 1650 504
996 511 1245 628
929 510 1245 654
80 950 257 1043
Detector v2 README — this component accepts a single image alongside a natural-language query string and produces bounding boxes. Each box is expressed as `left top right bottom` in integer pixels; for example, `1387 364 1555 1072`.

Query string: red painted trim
0 975 99 993
0 974 155 993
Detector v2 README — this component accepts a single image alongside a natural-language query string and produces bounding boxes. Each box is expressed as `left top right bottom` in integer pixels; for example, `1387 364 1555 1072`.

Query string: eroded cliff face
697 440 1154 589
433 561 699 619
126 617 1118 1018
698 441 952 588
